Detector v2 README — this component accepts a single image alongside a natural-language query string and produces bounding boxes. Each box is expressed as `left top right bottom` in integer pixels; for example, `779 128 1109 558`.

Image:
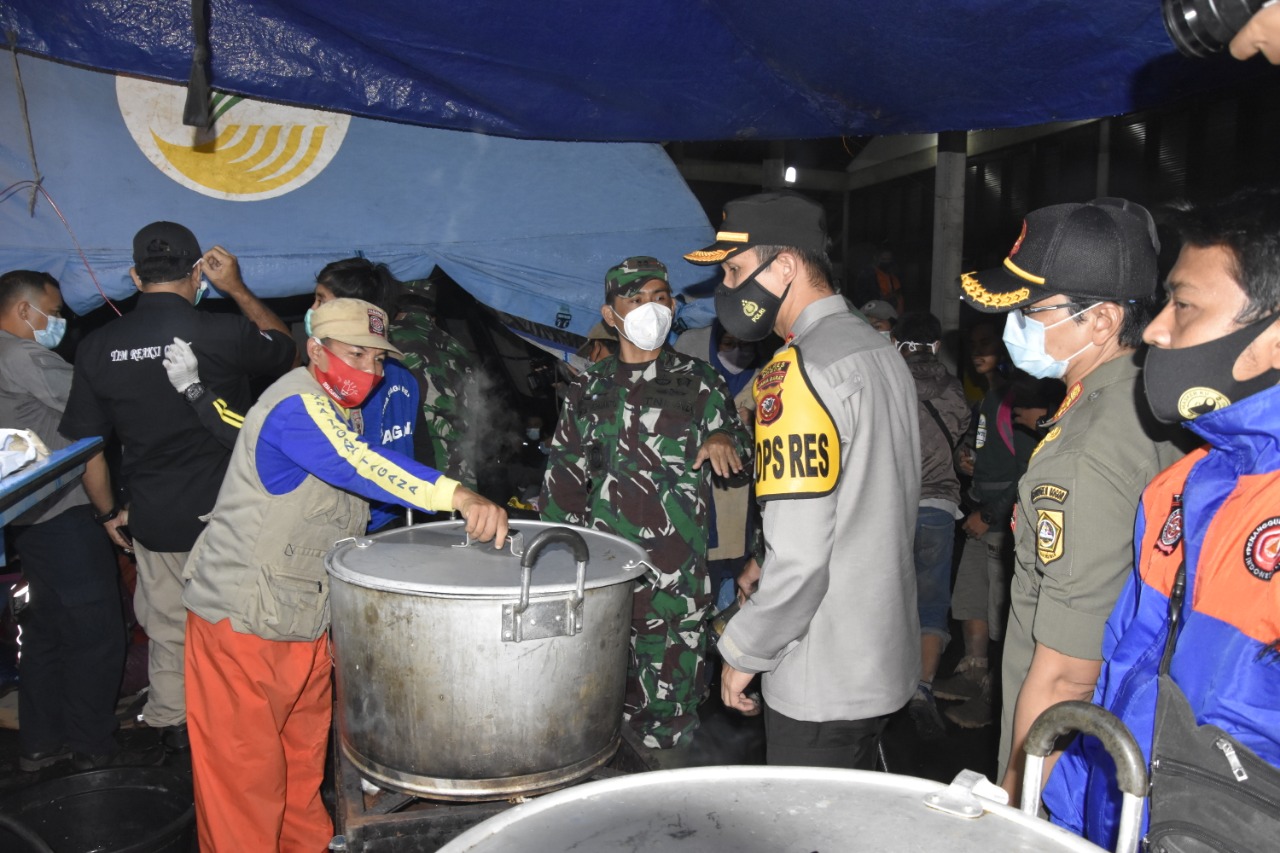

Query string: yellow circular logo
1177 387 1231 420
117 77 350 201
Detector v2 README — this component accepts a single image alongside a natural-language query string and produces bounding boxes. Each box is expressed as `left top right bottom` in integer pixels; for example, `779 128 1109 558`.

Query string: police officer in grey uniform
686 192 921 769
960 198 1184 800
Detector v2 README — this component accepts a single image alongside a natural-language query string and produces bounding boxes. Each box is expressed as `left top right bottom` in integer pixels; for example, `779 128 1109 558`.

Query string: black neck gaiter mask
1144 312 1280 423
714 255 792 343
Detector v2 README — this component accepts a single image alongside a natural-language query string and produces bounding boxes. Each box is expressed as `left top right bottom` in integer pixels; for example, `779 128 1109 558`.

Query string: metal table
0 437 102 528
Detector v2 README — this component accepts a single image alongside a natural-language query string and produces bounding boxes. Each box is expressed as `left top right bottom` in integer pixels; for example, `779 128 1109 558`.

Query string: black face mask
1144 312 1280 423
714 255 792 343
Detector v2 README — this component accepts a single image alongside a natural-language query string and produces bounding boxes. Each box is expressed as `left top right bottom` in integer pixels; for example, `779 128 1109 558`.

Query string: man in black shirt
59 222 295 749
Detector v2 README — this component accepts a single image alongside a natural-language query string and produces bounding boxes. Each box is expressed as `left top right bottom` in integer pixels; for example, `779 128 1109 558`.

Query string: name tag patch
1031 483 1069 504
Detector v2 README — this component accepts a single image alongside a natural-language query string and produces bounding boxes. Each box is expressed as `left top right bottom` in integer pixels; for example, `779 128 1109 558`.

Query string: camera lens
1163 0 1268 57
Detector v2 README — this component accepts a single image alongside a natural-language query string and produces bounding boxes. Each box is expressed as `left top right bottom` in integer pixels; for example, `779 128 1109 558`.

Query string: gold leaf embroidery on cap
960 272 1030 308
684 248 732 262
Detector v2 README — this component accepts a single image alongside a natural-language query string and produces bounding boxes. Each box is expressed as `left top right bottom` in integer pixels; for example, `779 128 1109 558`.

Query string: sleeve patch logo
1031 483 1069 504
1036 509 1064 565
754 359 790 393
1243 516 1280 581
1155 493 1183 556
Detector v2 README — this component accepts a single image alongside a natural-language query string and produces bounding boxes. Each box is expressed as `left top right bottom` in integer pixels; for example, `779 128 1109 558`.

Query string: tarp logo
117 77 350 201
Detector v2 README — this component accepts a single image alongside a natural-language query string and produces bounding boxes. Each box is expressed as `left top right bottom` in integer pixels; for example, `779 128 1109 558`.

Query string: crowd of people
1 178 1278 851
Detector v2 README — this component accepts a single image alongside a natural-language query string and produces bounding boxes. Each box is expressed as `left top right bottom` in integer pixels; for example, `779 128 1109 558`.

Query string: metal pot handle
1022 700 1146 853
509 527 589 641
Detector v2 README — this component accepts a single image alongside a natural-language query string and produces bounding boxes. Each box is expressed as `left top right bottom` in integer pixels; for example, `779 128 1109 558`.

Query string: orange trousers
186 613 333 852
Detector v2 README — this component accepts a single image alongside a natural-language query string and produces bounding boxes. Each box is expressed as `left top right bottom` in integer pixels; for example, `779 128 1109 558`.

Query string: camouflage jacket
390 309 478 487
541 349 752 598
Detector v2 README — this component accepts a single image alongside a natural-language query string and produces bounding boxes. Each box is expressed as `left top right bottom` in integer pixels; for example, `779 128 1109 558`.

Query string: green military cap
605 256 668 300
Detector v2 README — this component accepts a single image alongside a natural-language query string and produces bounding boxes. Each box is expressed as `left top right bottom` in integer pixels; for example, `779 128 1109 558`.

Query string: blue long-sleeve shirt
254 388 455 511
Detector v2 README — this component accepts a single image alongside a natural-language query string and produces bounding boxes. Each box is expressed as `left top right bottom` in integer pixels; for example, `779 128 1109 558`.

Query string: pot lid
325 520 651 597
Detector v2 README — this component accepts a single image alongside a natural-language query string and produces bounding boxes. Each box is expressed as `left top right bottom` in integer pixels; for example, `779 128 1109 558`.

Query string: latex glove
163 337 201 393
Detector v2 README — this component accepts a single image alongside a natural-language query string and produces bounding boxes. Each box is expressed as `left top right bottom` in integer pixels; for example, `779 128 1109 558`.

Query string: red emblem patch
1244 517 1280 581
1009 220 1028 258
367 309 386 338
1155 494 1183 556
758 391 783 426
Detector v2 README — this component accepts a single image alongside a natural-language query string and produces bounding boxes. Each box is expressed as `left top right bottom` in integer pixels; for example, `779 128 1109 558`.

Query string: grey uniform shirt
997 351 1184 776
0 330 88 524
718 295 922 723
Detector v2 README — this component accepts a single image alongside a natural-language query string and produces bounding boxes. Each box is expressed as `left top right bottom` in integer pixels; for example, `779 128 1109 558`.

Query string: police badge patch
1155 494 1183 556
1243 517 1280 581
757 391 783 426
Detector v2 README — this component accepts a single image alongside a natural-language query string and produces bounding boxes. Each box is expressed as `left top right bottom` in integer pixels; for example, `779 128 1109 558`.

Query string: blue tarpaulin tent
4 1 1262 141
0 54 714 333
0 1 1266 327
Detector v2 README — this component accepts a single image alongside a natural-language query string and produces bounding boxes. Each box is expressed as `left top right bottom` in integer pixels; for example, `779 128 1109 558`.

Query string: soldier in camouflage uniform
541 256 751 758
390 284 479 488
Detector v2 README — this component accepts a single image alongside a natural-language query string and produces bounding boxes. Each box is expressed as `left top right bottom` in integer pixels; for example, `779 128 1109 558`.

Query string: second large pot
326 521 649 801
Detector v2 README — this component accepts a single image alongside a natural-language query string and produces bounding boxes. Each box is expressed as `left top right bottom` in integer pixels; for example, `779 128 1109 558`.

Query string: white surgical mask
26 305 67 349
525 428 542 441
612 302 673 352
719 345 753 373
1002 304 1097 380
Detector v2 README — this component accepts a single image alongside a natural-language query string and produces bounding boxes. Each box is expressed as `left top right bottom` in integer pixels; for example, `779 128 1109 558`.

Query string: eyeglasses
1020 302 1081 317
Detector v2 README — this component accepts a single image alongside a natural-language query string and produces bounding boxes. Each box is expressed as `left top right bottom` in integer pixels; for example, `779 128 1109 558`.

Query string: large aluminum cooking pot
326 520 649 801
437 766 1108 852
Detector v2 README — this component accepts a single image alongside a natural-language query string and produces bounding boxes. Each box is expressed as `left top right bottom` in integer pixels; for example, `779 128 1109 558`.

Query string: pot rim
325 520 650 596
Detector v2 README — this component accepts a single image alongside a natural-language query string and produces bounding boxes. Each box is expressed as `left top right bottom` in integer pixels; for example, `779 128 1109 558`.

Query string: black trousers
13 504 126 755
764 705 889 770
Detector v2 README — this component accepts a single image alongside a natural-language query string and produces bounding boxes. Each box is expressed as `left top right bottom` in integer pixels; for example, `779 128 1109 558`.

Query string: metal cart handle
1023 700 1146 853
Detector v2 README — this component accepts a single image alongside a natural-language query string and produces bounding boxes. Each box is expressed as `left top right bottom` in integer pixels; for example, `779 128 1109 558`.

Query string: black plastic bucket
0 767 194 853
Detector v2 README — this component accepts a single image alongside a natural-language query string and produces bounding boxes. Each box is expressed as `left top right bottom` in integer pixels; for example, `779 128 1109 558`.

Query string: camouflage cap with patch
605 256 668 300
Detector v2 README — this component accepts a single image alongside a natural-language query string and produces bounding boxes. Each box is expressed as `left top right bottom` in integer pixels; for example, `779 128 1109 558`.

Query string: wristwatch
93 506 120 524
183 382 206 403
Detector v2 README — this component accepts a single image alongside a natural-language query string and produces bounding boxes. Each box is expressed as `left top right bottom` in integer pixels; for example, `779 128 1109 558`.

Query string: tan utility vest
183 368 370 641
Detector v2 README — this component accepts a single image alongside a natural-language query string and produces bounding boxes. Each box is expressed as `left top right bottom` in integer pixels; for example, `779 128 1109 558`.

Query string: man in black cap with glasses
686 192 921 769
59 222 295 763
960 198 1183 800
